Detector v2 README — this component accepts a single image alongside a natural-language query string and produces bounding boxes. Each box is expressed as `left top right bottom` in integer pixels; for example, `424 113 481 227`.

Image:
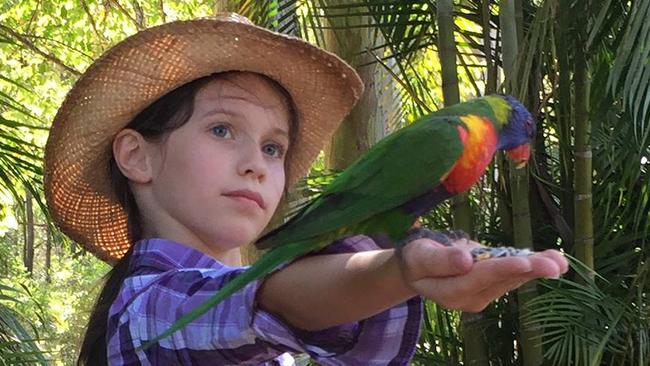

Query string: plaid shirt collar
129 238 230 273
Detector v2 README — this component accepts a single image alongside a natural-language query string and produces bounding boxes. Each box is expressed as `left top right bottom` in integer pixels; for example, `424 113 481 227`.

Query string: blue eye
263 143 284 158
212 124 231 138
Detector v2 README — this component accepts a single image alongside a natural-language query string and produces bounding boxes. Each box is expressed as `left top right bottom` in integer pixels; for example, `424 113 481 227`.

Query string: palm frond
607 1 650 143
524 257 649 366
0 114 44 216
0 284 49 365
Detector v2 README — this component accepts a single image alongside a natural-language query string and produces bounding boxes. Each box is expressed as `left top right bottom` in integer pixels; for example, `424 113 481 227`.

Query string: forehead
194 73 291 123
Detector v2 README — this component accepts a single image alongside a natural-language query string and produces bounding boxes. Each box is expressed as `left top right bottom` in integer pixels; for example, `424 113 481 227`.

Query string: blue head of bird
494 95 536 169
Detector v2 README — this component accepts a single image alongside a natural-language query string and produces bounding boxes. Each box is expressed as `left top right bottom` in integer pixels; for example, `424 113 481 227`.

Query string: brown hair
77 71 296 365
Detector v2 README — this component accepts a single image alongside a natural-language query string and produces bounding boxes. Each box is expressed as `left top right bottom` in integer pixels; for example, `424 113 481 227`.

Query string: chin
202 213 269 247
216 226 262 248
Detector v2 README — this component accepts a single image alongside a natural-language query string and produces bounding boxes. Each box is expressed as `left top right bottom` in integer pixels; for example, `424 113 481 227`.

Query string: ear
112 129 154 184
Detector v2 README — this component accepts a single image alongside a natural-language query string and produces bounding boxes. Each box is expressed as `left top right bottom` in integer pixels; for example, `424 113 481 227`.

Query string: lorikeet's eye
526 118 535 137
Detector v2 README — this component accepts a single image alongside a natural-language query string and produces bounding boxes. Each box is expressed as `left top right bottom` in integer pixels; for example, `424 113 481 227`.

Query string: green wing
427 97 499 120
257 115 465 249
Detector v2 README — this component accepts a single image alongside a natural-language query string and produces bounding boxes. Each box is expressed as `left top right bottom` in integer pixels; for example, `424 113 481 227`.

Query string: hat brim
44 15 363 264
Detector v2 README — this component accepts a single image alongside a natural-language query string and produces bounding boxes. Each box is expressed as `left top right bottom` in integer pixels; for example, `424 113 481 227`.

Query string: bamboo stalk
437 0 473 234
438 0 487 363
555 0 575 235
500 0 543 365
573 5 594 274
509 165 543 366
483 0 497 94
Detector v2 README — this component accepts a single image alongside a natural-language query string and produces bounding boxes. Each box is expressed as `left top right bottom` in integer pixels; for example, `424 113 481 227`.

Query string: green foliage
0 2 220 364
0 233 108 365
412 301 463 365
0 283 49 366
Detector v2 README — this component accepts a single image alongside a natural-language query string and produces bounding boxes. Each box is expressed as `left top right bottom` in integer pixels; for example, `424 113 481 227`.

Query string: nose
237 137 267 182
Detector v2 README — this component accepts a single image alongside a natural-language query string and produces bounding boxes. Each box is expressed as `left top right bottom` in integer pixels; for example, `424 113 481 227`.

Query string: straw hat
44 13 364 264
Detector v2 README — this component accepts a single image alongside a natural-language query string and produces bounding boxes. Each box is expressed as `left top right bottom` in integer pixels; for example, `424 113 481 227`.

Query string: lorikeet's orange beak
506 144 531 169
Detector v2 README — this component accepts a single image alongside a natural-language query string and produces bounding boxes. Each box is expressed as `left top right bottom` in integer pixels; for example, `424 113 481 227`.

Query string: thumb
401 239 473 280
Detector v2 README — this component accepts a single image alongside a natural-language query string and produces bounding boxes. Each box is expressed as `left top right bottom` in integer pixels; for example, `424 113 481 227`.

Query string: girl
44 13 567 365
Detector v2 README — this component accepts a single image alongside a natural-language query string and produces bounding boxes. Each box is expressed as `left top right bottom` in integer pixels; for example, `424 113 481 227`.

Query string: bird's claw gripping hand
396 228 533 262
397 228 470 247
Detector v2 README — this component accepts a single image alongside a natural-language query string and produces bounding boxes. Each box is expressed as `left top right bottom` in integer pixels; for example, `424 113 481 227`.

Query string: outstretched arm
257 237 567 331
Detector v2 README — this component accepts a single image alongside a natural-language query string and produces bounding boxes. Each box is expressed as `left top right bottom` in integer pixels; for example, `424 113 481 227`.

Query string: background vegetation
0 0 648 365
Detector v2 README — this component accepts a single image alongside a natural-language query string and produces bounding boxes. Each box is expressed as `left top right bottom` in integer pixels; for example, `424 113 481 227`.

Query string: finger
446 254 562 301
463 282 524 312
456 256 534 293
410 256 532 304
414 273 525 312
526 254 563 279
479 276 531 298
462 272 545 313
534 249 569 274
474 257 567 305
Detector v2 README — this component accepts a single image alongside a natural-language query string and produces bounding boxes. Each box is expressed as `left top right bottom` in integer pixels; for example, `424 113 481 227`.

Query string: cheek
153 144 220 203
266 163 286 208
166 140 221 178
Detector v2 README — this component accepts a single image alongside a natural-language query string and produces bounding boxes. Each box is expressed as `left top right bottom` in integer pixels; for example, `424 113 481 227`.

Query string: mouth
223 190 266 209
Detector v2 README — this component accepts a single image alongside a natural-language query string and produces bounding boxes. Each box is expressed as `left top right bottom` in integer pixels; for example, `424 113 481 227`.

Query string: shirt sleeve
251 235 423 366
107 235 422 365
107 265 294 365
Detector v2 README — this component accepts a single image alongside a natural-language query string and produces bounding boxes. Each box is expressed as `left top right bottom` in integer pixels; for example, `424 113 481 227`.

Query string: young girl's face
140 73 291 261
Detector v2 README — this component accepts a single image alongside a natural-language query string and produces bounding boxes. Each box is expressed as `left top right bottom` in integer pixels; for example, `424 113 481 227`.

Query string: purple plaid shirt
107 235 422 365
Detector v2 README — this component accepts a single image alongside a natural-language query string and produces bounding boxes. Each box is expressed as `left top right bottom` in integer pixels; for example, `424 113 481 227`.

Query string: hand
397 238 568 312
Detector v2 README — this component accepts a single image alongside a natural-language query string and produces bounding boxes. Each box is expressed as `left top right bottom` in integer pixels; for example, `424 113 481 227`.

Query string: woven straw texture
44 14 363 264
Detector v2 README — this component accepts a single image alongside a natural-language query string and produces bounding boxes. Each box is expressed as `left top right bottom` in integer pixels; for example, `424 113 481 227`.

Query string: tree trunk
500 1 543 365
23 189 34 275
322 1 388 170
46 226 52 283
54 228 62 261
213 0 240 13
573 2 594 274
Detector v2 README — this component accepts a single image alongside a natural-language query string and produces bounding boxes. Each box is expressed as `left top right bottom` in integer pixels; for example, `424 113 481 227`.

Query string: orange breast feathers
442 115 498 194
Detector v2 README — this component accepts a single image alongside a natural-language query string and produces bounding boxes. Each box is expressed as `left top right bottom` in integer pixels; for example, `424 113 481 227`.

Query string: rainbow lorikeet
141 94 536 348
